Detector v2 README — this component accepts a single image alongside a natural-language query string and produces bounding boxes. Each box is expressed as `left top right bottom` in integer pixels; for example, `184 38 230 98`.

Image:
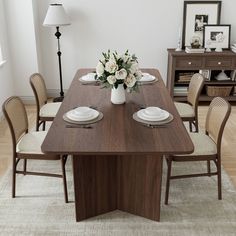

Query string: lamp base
53 96 64 102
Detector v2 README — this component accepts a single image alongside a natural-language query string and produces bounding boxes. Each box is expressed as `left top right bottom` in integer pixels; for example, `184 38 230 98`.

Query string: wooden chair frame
176 73 204 132
165 97 231 205
30 73 54 131
2 96 68 203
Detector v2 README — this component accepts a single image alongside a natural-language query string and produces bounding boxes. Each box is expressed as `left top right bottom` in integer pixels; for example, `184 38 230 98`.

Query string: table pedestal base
72 155 163 222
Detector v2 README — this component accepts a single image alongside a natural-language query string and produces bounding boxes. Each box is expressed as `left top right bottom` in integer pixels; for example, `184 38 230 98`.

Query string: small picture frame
182 1 221 48
203 25 231 50
199 69 211 81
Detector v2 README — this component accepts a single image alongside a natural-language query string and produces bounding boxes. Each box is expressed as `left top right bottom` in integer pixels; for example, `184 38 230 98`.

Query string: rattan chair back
205 97 231 147
30 73 48 110
2 96 28 146
187 73 205 110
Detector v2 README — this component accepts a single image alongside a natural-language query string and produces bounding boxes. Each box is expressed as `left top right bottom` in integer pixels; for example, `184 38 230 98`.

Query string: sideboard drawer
205 58 233 68
175 57 203 69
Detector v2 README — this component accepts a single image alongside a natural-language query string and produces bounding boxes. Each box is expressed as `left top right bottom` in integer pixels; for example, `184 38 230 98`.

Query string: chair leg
42 121 46 131
195 119 199 132
23 159 27 175
36 116 40 131
207 160 211 176
165 156 172 205
36 122 39 131
189 121 193 132
12 158 16 198
217 160 222 200
61 156 68 203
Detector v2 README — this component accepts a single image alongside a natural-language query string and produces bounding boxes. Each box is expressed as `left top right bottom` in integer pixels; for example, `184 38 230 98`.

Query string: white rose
125 74 137 88
96 62 104 76
135 70 143 80
130 62 139 74
105 60 118 73
107 75 116 85
115 68 127 80
121 54 129 63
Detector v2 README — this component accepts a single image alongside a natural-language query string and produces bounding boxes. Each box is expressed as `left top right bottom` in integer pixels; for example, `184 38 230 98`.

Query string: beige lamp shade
43 4 71 27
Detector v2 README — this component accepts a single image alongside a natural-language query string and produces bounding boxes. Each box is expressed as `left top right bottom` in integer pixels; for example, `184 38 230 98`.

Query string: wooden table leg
72 155 163 222
72 155 117 221
117 155 163 221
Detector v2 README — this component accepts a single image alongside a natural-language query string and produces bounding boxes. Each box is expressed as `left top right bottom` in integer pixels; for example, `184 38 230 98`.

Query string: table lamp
43 3 71 102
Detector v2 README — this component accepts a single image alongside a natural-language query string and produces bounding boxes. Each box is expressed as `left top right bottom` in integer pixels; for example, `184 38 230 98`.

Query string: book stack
174 86 188 96
231 44 236 53
178 72 194 83
185 46 205 53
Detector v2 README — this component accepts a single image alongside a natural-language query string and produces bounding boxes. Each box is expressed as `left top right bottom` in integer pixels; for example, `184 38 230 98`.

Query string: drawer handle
218 62 222 65
188 62 192 65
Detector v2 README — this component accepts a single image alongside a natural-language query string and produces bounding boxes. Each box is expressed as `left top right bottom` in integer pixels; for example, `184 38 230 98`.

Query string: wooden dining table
41 68 194 222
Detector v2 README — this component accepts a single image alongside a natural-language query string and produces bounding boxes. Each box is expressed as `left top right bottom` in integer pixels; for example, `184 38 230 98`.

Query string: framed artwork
182 1 221 48
203 25 231 50
199 69 211 81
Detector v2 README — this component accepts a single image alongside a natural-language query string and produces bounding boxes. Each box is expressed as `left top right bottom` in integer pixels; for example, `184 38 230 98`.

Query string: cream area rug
0 157 236 236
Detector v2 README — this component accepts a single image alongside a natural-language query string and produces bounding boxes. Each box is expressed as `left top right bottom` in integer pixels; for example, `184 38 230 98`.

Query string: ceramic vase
111 84 126 104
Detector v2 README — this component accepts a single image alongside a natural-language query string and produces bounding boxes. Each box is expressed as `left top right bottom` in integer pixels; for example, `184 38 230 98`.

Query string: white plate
139 73 156 82
80 73 96 82
66 107 99 121
137 107 169 121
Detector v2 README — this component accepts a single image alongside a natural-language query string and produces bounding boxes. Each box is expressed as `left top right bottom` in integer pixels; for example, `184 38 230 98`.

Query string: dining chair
174 73 204 132
30 73 61 131
2 96 68 203
165 97 231 205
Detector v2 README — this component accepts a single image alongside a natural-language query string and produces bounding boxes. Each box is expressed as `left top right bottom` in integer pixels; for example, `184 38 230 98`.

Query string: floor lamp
43 3 71 102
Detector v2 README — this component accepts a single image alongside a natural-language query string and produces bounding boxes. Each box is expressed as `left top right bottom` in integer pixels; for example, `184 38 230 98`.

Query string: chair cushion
175 132 217 157
17 131 47 154
174 102 195 118
39 102 61 118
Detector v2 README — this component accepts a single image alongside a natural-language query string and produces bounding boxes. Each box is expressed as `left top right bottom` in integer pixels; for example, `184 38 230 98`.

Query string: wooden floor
0 104 236 188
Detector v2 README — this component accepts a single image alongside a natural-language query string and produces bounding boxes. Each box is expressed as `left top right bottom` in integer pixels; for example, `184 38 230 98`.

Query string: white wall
35 0 236 93
4 0 39 100
36 0 183 90
3 0 236 98
0 0 14 114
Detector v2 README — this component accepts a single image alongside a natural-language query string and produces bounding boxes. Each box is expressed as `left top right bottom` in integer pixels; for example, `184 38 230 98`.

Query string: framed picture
199 69 211 81
203 25 231 50
182 1 221 48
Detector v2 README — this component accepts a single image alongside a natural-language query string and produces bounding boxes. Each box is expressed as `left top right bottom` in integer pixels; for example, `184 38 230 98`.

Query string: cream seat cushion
39 102 61 118
175 132 217 157
16 131 47 154
174 102 194 118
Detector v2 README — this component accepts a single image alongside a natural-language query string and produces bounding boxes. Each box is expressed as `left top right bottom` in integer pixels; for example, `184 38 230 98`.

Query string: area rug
0 157 236 236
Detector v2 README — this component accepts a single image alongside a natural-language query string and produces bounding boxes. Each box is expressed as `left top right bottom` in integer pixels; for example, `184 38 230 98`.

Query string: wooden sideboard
167 49 236 101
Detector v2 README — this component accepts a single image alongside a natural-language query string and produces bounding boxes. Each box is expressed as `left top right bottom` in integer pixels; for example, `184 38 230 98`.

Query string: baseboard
1 90 66 120
19 89 68 105
47 89 68 99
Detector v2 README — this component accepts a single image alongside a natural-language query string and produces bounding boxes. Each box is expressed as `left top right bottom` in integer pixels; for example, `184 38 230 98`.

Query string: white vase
111 84 126 104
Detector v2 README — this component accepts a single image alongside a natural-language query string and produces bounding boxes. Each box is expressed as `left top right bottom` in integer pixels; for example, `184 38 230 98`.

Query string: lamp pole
43 3 71 102
54 26 64 102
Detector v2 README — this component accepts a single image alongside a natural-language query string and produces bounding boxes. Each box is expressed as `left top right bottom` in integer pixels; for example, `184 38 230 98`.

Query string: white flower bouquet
95 50 142 92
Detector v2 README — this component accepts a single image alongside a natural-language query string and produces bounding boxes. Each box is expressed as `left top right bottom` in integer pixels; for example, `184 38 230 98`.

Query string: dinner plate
139 73 156 82
137 107 169 121
66 107 99 121
80 72 96 82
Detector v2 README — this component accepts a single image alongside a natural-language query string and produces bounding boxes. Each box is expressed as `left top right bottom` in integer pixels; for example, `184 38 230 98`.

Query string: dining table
41 68 194 222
